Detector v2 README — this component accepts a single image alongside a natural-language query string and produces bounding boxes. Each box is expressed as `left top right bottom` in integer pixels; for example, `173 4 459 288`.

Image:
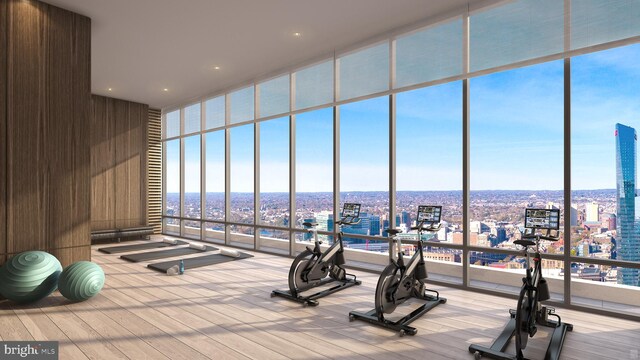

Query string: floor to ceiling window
571 43 640 311
396 82 463 282
259 116 290 254
294 107 334 246
340 96 389 250
229 124 254 248
470 60 564 297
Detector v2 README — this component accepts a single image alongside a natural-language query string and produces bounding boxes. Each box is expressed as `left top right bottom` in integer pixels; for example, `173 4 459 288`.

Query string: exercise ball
58 261 105 302
0 251 62 303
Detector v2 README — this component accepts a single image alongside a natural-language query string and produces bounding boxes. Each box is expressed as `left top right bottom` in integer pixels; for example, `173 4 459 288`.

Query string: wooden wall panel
90 96 116 230
7 0 47 254
49 245 91 268
3 0 91 265
91 95 149 231
0 0 8 261
114 99 131 227
45 5 91 250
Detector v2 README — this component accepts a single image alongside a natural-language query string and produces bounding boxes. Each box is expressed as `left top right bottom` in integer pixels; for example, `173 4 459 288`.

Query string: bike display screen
342 203 361 218
524 208 560 230
417 205 442 223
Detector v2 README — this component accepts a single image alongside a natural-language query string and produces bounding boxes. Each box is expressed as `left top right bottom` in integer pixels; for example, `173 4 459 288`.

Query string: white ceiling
44 0 482 110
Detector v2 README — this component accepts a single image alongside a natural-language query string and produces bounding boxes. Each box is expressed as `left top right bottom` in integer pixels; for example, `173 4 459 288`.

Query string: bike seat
303 222 318 228
514 239 536 247
386 228 402 236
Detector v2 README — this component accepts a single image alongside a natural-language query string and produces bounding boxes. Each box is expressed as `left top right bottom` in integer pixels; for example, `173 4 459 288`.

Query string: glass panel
571 44 640 289
205 96 225 130
205 131 225 221
470 250 564 300
571 0 640 51
294 60 333 110
181 219 201 240
230 86 255 124
164 110 180 138
258 228 289 255
470 61 564 254
259 75 290 118
340 96 389 239
338 42 389 101
470 0 564 72
184 135 200 219
184 103 201 134
164 139 180 216
396 82 463 245
295 108 333 236
204 222 225 244
571 262 640 315
163 218 180 236
260 117 289 227
230 124 254 224
395 19 463 88
294 232 334 255
423 245 462 284
229 225 254 249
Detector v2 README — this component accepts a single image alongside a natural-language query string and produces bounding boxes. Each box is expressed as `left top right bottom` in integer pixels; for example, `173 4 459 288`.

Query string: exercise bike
271 203 362 306
349 205 446 336
469 208 573 360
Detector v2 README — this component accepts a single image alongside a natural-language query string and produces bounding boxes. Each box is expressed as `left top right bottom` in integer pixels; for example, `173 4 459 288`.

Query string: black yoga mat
98 240 188 254
147 252 254 273
120 245 218 262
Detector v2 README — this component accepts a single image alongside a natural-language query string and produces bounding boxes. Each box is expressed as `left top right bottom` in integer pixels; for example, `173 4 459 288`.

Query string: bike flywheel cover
293 259 311 289
376 275 400 315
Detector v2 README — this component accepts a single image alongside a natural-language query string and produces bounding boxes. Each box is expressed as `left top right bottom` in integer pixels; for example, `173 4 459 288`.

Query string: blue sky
167 43 640 193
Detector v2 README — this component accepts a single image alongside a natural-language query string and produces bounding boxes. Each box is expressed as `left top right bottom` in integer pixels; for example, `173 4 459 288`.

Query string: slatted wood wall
1 0 91 267
0 0 7 265
91 95 149 231
148 109 163 234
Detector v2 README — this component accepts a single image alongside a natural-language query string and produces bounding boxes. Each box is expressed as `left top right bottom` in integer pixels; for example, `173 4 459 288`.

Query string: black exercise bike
271 203 362 306
349 205 446 336
469 208 573 360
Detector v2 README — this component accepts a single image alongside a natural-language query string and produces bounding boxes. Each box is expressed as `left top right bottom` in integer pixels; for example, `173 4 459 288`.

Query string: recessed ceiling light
213 66 220 70
107 88 112 91
163 88 169 92
293 32 302 37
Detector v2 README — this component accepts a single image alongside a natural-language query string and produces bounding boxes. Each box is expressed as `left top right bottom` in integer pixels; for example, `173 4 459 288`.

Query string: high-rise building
586 201 599 222
570 204 578 227
316 211 334 233
369 215 381 237
470 221 490 234
615 123 640 286
401 211 411 228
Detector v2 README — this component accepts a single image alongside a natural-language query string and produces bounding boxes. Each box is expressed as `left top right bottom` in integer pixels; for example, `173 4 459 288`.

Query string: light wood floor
1 239 639 360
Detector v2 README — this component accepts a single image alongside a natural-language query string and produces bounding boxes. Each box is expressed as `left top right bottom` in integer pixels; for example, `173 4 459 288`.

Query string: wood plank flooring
0 238 638 360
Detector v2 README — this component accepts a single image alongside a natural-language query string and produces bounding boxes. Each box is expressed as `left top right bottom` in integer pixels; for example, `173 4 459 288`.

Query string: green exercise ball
58 261 105 302
0 251 62 303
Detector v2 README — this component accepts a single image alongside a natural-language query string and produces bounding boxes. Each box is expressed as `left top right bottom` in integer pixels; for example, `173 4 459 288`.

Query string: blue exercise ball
58 261 105 302
0 251 62 303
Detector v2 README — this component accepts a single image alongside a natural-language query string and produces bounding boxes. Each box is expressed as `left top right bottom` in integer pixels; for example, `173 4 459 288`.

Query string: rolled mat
189 243 207 251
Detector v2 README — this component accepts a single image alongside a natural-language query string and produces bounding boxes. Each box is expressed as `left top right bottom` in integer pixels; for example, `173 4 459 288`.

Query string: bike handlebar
336 217 361 226
410 221 441 232
522 234 560 242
